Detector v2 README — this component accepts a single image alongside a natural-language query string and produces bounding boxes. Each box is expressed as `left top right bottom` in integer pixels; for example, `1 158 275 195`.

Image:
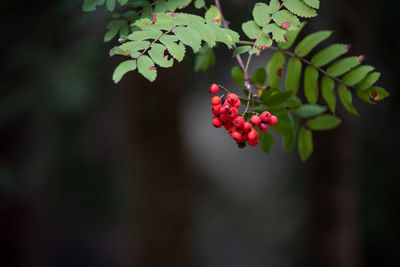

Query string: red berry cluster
209 84 278 149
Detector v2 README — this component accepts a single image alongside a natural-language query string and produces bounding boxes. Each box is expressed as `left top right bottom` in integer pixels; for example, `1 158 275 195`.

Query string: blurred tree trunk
119 65 192 267
307 1 372 267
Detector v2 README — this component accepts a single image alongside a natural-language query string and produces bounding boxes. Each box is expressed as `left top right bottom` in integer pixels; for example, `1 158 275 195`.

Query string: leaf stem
214 0 251 90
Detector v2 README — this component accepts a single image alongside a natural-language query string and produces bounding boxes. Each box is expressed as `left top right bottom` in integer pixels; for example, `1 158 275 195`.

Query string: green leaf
357 72 381 90
268 0 280 13
83 0 105 12
130 1 149 8
295 30 332 57
338 84 358 116
242 20 262 40
343 65 374 86
311 44 349 67
327 56 361 77
261 89 292 106
321 76 336 113
284 0 318 18
205 5 221 26
159 35 186 62
260 131 275 154
113 60 137 83
137 55 157 82
119 40 150 57
190 21 217 47
304 66 319 104
176 0 191 9
267 52 285 89
283 132 297 151
255 33 273 48
194 0 205 9
251 68 267 86
272 10 301 30
270 119 292 134
231 66 245 88
194 45 216 72
109 46 130 57
104 19 127 42
263 23 286 42
233 46 251 57
367 86 390 101
253 3 271 27
212 27 239 48
148 43 174 68
118 0 128 5
307 115 341 131
174 26 202 52
356 88 372 103
295 104 326 118
285 97 302 111
106 0 116 11
303 0 320 9
285 57 302 94
127 29 163 41
298 126 313 161
278 22 305 49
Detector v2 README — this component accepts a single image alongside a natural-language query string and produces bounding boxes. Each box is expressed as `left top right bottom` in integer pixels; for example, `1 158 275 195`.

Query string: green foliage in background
83 0 389 161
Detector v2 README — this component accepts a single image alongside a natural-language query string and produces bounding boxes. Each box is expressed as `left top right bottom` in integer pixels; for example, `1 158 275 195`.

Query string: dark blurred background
0 0 399 266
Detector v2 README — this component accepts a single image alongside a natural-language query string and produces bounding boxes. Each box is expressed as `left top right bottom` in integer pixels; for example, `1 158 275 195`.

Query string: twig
214 0 250 90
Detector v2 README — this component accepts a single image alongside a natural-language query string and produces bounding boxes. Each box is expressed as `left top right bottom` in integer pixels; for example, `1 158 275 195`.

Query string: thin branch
214 0 249 88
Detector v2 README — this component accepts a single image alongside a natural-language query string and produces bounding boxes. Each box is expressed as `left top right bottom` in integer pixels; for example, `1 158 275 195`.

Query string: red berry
227 93 239 105
259 122 269 132
228 126 237 136
232 131 243 142
243 122 252 133
267 115 278 126
212 105 221 115
212 117 223 128
233 116 245 128
260 111 271 122
248 129 259 141
224 121 233 131
209 84 219 94
233 99 241 108
250 115 261 126
211 96 221 105
219 113 228 123
248 138 259 147
227 107 239 119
